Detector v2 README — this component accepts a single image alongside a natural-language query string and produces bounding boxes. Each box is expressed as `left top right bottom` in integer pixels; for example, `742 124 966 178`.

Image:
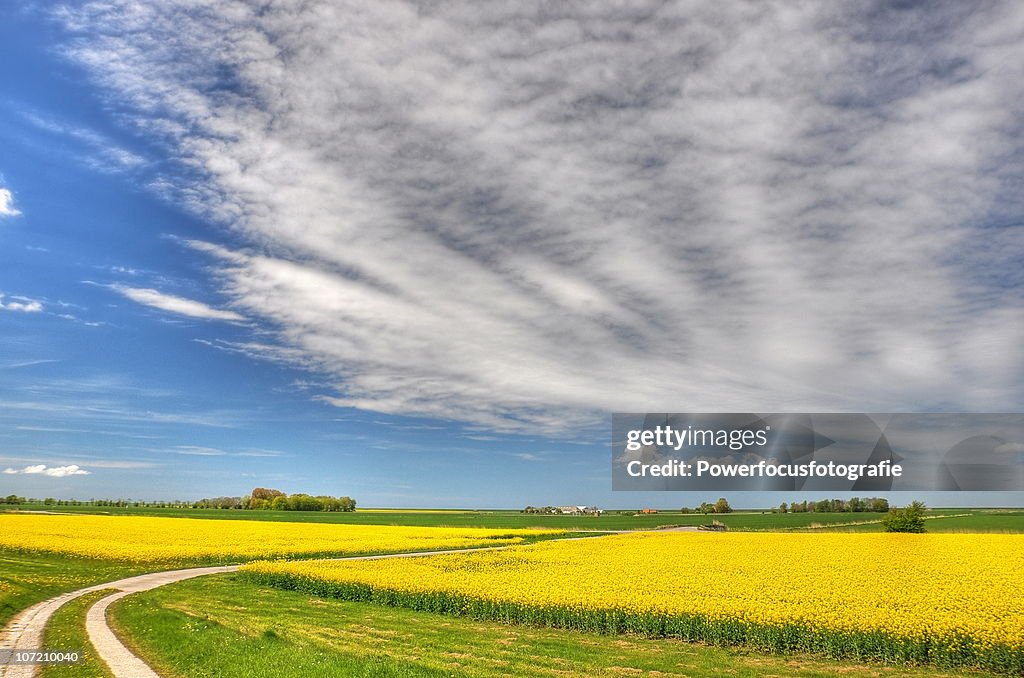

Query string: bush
882 501 926 533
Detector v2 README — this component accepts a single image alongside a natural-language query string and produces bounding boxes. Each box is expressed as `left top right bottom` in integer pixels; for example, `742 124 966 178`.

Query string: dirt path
0 566 236 678
0 546 514 678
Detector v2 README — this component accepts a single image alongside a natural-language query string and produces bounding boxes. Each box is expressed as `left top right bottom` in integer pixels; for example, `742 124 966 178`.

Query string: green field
5 504 1015 532
0 551 150 627
822 511 1024 533
3 508 1022 678
106 573 1002 678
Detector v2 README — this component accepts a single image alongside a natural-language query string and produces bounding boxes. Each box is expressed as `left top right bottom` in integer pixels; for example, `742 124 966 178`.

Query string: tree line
1 489 356 512
194 487 356 512
680 498 734 514
777 497 889 513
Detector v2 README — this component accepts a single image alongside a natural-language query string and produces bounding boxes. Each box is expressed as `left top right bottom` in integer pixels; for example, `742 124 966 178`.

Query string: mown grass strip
242 570 1024 675
110 572 993 678
39 589 116 678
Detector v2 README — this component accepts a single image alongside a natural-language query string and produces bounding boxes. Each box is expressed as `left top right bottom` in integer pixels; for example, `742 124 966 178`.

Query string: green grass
810 511 1024 533
0 550 150 627
39 589 115 678
245 568 1023 675
6 504 1008 532
109 573 1002 678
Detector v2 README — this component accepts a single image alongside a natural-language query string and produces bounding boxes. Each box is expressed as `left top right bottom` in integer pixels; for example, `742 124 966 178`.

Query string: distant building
640 508 658 514
557 505 602 515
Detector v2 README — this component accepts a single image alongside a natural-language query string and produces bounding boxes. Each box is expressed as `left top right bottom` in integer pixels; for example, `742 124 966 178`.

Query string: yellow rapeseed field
244 532 1024 671
0 514 557 564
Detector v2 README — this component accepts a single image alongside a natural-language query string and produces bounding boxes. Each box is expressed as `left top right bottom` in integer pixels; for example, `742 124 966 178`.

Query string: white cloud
172 445 226 456
169 445 284 457
111 285 244 321
0 294 43 313
59 2 1024 431
0 188 20 217
21 111 146 173
4 464 91 477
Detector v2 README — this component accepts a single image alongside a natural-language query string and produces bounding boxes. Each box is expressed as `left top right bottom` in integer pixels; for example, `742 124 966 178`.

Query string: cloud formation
0 294 43 313
111 285 244 321
3 464 91 477
0 188 21 217
21 111 146 173
60 1 1024 431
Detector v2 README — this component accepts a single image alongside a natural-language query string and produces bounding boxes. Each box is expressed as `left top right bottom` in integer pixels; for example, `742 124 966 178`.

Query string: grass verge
110 572 1000 678
243 572 1024 675
0 550 151 627
38 589 115 678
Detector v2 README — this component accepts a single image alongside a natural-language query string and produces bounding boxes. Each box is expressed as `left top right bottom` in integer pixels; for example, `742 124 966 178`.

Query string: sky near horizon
1 1 1022 508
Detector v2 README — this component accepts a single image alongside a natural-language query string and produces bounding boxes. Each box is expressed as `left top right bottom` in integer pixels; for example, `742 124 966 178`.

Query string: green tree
713 497 732 514
778 502 788 514
883 500 927 533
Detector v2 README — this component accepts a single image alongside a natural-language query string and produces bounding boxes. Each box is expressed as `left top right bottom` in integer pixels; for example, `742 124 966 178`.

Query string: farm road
0 545 516 678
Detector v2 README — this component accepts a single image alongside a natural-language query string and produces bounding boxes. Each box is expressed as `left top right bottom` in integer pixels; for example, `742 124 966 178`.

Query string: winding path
0 546 514 678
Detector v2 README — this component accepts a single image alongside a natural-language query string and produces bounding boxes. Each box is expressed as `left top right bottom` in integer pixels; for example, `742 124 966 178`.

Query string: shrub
882 501 926 533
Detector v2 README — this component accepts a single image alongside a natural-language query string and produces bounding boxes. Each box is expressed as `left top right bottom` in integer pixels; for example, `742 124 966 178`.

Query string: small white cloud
995 442 1024 455
0 188 20 217
0 294 44 313
111 285 244 321
172 445 227 456
5 464 90 477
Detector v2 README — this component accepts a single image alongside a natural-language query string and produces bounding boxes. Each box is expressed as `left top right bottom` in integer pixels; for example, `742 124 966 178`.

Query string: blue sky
1 2 1022 508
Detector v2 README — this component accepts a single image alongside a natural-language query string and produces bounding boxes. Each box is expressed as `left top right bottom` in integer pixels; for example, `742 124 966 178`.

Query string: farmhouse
557 505 602 515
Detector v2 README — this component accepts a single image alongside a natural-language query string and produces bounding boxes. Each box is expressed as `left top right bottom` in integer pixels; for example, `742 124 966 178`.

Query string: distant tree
869 497 890 512
286 494 321 511
883 500 927 533
251 487 285 501
698 501 713 515
713 497 733 514
679 506 692 514
778 502 788 514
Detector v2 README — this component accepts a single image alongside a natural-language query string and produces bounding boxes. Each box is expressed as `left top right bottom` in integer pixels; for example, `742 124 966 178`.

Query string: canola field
243 532 1024 673
0 514 557 564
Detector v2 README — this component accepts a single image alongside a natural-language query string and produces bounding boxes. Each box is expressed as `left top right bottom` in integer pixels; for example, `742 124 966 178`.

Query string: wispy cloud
21 110 146 173
0 187 20 217
168 445 285 457
1 359 60 370
171 445 226 456
110 285 244 321
512 452 546 463
3 464 90 477
58 2 1024 431
0 294 43 313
